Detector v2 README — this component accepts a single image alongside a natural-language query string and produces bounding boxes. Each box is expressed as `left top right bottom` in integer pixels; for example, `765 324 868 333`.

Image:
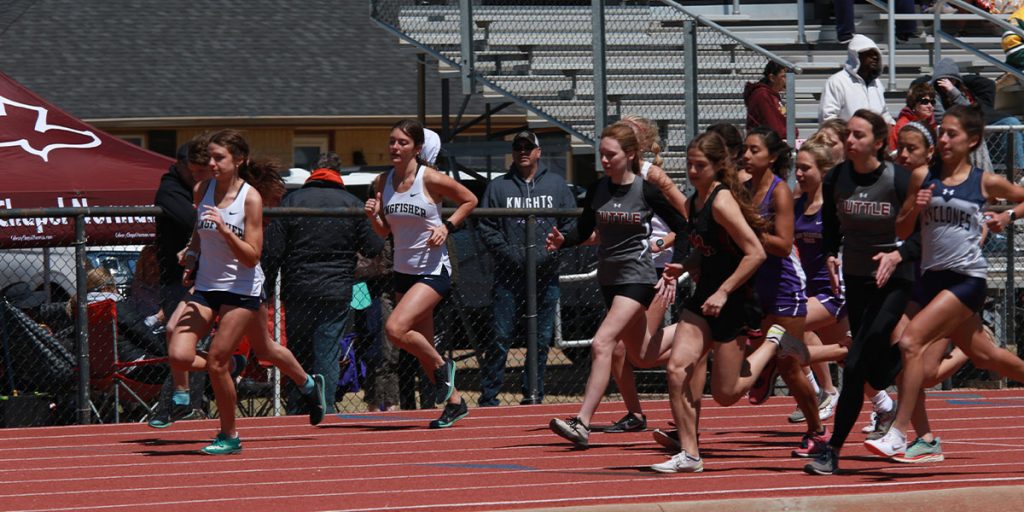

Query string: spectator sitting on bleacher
1006 5 1024 73
818 35 895 125
926 58 1022 172
889 82 937 151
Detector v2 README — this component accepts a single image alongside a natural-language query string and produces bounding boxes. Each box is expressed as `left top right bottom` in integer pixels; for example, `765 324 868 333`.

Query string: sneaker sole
892 453 944 463
147 422 173 429
653 430 681 451
651 462 703 474
863 441 905 459
601 424 647 433
429 410 468 429
803 464 837 475
200 448 242 455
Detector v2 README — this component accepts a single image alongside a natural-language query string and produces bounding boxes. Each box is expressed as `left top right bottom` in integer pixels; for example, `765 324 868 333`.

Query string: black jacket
263 180 383 303
477 165 578 275
153 164 195 288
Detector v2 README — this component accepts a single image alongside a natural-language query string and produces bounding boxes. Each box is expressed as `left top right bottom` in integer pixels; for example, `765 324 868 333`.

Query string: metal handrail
367 3 594 145
934 0 1024 83
658 0 803 75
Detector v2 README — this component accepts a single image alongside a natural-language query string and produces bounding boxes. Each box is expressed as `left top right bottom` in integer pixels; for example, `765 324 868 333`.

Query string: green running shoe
201 433 242 455
893 437 943 463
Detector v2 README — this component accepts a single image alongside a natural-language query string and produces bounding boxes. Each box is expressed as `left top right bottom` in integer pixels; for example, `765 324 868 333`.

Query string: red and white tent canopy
0 71 170 247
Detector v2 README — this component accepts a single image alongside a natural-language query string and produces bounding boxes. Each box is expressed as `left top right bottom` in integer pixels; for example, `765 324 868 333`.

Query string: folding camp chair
86 299 166 423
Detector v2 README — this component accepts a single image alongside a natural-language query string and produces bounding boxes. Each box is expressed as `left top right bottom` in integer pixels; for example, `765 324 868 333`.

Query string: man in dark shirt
263 152 382 414
476 131 578 406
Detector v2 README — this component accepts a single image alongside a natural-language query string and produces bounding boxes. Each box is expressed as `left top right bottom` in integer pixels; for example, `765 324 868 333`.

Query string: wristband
443 220 456 232
1010 210 1018 223
185 249 199 260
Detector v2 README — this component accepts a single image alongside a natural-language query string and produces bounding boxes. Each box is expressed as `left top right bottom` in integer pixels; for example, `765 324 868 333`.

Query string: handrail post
684 19 698 141
786 69 797 183
887 0 896 90
732 0 740 15
74 214 90 425
459 0 475 95
797 0 806 44
934 0 943 66
592 0 607 165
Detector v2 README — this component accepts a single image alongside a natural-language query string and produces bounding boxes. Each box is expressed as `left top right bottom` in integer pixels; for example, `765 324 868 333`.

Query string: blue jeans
479 274 559 406
284 299 349 415
990 117 1024 173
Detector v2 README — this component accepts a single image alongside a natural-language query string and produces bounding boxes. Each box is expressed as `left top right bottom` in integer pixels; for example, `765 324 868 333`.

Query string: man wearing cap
477 131 578 406
263 152 382 415
819 34 895 125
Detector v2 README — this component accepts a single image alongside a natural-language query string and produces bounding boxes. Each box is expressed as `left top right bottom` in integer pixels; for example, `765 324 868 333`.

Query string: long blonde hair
621 115 663 167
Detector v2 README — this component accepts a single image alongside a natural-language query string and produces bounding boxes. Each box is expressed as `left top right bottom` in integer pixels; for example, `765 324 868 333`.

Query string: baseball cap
512 130 540 149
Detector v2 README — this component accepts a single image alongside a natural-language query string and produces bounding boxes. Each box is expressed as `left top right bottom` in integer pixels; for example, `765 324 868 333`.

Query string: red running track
2 389 1024 512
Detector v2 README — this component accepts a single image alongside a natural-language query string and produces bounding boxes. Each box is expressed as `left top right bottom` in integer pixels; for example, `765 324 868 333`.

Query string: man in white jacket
818 35 895 125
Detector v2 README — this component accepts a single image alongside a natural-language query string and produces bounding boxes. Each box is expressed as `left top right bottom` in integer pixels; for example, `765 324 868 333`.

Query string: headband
903 121 934 148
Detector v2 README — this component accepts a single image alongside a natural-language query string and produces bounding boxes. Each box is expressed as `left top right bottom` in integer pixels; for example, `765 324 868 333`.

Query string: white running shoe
861 411 878 433
819 392 836 421
864 426 907 458
651 450 704 473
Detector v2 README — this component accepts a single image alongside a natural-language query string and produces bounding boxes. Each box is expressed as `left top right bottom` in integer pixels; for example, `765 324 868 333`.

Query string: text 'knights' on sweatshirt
477 165 579 274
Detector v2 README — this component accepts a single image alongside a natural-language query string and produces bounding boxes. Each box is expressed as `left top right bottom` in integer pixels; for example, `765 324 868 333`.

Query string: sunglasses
917 98 935 106
512 145 536 152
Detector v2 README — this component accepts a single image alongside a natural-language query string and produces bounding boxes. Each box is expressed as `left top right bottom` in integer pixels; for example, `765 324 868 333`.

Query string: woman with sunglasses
889 83 936 151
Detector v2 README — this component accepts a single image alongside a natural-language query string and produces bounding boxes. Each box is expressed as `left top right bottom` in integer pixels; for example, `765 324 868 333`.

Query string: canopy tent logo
0 94 100 162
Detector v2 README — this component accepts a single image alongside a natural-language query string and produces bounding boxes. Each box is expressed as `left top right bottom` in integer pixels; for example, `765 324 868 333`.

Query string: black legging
829 275 911 450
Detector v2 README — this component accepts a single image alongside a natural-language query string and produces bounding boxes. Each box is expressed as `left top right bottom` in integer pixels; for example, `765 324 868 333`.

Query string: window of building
293 134 330 170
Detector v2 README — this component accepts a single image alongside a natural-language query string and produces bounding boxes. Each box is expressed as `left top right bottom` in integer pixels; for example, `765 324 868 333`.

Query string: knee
712 390 741 407
589 337 616 360
898 336 926 357
384 318 408 345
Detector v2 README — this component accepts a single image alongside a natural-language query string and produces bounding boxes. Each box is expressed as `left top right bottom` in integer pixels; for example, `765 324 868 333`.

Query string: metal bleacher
372 1 1011 179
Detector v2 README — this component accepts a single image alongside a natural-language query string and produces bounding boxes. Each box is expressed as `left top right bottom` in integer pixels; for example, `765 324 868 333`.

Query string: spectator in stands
745 61 796 140
929 58 1021 172
832 0 918 44
819 35 894 125
263 151 383 415
477 130 578 407
890 83 937 151
1005 5 1024 72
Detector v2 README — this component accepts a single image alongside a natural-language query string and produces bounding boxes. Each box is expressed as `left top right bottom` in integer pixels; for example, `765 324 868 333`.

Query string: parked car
0 245 141 302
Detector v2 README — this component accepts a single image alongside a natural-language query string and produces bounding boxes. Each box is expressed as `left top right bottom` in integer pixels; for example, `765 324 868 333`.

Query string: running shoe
861 411 879 433
429 398 468 429
549 417 590 448
147 403 203 429
651 450 703 473
788 389 834 423
864 425 907 458
306 373 327 426
201 432 242 455
748 357 778 405
792 427 832 458
601 413 647 433
433 359 456 405
768 324 810 365
652 428 681 451
892 437 944 463
803 444 839 475
866 402 898 441
820 391 837 421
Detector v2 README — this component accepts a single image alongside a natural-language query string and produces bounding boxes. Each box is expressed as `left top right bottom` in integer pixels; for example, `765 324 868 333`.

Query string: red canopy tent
0 71 171 248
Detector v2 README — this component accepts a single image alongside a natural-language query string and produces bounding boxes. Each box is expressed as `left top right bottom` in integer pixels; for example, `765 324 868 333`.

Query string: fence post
684 19 698 141
523 215 540 405
1009 134 1018 358
933 1 942 66
796 0 806 44
592 0 607 165
459 0 475 95
74 214 91 424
